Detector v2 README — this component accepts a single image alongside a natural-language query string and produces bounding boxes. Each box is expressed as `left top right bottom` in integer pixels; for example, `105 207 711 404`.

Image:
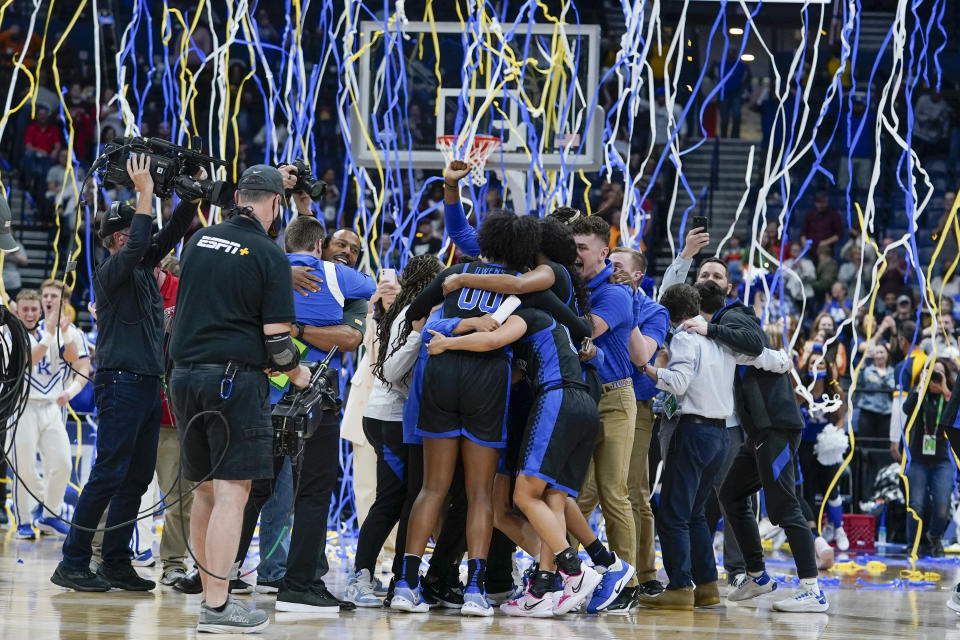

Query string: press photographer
166 164 311 634
51 154 201 593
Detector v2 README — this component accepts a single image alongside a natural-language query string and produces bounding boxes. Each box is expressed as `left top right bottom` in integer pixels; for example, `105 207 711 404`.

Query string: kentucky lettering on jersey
28 320 89 401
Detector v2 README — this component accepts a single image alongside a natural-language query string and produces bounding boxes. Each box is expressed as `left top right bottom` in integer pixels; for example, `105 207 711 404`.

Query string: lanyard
927 396 944 436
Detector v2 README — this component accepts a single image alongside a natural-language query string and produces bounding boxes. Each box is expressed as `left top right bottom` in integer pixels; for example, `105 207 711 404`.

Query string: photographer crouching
51 154 200 591
166 164 312 633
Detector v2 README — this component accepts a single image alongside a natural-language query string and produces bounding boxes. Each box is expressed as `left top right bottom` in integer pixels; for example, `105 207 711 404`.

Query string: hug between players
23 153 926 635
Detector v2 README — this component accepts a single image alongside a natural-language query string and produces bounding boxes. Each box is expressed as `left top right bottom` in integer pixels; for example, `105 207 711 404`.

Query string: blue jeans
657 422 729 589
62 370 162 569
906 459 955 542
257 458 294 582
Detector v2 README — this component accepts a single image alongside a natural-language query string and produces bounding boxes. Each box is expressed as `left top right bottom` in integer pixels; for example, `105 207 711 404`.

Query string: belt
601 378 633 392
174 362 262 372
678 413 726 428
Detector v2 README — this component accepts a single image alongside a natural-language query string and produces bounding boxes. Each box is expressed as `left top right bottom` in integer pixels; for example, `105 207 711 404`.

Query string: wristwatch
294 322 305 340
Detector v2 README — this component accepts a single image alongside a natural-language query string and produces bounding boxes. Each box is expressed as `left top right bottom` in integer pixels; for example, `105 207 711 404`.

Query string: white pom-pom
814 424 849 466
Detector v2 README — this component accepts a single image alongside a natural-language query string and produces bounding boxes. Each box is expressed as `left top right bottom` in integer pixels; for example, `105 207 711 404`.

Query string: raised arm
521 289 592 343
146 197 199 267
443 161 481 256
734 347 792 373
647 333 698 396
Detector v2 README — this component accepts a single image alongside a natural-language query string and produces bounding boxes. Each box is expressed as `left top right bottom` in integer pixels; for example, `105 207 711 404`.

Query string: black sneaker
312 584 356 611
51 562 111 592
605 586 637 615
383 576 396 608
173 569 203 594
229 578 254 594
276 586 341 612
422 579 464 608
636 580 665 597
98 562 156 591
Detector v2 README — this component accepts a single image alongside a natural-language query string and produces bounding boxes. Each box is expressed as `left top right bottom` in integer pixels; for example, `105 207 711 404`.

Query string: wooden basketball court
2 529 959 639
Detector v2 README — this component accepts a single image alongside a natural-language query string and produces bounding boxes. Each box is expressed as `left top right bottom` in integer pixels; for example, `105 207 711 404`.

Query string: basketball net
436 135 502 186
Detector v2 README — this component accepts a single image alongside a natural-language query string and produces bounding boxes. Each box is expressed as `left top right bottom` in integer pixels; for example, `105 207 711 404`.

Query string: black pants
706 426 747 576
392 443 467 586
720 429 818 579
235 411 340 592
857 409 890 440
355 417 407 575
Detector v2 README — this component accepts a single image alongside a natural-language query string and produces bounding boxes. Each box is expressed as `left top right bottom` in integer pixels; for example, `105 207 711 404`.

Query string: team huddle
340 160 829 617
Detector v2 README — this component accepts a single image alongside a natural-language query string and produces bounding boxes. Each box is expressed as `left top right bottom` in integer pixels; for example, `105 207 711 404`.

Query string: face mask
267 198 281 238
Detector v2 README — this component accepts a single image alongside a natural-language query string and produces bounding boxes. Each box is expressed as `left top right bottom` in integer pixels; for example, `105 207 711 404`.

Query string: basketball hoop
436 134 502 186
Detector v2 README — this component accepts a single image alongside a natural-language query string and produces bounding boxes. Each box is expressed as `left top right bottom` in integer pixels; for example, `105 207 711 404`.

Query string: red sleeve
24 123 39 147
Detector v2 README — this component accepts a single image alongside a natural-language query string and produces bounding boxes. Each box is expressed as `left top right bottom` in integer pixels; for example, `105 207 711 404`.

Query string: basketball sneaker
946 582 960 614
37 516 70 536
16 524 36 540
814 536 835 570
554 563 603 614
500 589 554 617
728 571 778 602
834 527 850 551
461 586 494 617
586 553 635 613
391 579 430 613
344 569 383 607
772 583 829 613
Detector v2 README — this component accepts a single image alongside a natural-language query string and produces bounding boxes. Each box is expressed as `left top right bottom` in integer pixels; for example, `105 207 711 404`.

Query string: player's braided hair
539 217 591 317
373 255 444 386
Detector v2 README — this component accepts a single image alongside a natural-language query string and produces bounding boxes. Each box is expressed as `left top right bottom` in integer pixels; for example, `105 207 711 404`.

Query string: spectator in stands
758 219 782 262
800 313 848 377
801 191 843 255
0 24 41 71
784 241 815 308
839 94 875 195
854 343 895 439
892 293 914 330
838 246 873 294
712 49 751 139
877 244 907 300
898 359 954 557
639 86 687 149
820 281 852 325
914 89 952 158
411 217 442 256
894 320 927 391
920 311 960 361
839 221 876 264
23 106 62 192
812 243 839 299
931 191 959 278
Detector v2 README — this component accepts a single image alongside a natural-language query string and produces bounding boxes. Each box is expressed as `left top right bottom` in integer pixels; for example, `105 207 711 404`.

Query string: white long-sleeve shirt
656 323 791 420
364 305 423 422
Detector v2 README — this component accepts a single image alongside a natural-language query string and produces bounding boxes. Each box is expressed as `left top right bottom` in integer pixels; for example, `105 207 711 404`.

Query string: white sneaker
821 522 835 544
814 536 834 570
947 583 960 613
758 518 783 540
772 530 788 551
343 569 383 607
553 564 603 614
728 571 778 602
834 527 850 551
500 589 554 617
772 585 829 613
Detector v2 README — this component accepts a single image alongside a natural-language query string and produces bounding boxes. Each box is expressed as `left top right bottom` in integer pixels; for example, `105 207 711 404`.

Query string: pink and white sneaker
500 589 554 617
553 564 603 614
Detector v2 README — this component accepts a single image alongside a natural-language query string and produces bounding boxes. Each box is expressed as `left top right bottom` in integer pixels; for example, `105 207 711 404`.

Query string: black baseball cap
236 165 284 196
0 191 19 251
98 202 136 239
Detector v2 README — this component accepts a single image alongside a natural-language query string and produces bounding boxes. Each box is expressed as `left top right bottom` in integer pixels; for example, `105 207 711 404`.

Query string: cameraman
167 164 311 633
52 154 199 592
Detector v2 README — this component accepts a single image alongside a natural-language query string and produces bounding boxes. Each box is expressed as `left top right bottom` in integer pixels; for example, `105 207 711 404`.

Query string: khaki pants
156 426 192 571
627 399 657 582
577 385 638 584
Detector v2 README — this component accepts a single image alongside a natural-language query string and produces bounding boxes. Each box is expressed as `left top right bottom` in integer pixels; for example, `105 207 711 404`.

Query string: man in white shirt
12 282 90 539
636 282 790 610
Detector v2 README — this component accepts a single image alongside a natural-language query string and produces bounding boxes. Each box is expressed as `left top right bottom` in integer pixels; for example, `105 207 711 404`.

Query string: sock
210 601 227 612
585 538 614 568
555 546 583 576
748 570 764 578
402 554 422 588
467 557 487 591
827 498 843 528
529 570 555 598
799 577 819 592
